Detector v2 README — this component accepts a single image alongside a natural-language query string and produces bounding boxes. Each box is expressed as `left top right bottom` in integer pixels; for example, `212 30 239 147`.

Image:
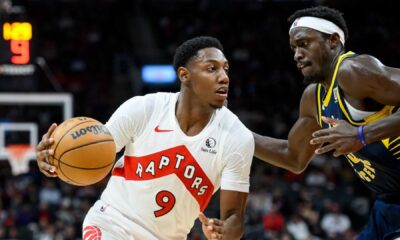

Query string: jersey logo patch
205 137 216 148
154 125 173 133
99 203 109 212
83 226 102 240
201 137 217 154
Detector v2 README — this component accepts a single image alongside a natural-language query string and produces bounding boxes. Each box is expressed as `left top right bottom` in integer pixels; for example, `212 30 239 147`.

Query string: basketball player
253 6 400 240
36 36 254 239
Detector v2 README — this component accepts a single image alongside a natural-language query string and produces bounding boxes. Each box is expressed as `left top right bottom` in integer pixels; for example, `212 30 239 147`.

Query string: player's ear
177 67 190 85
328 33 341 49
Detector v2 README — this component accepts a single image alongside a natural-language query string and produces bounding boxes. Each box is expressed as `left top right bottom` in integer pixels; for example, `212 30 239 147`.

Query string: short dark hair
288 6 348 41
173 36 224 71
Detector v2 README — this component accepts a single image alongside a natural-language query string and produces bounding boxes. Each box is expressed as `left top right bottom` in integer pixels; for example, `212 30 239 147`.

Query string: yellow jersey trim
364 106 396 124
389 136 400 146
391 143 400 151
338 96 395 125
395 149 400 157
317 84 323 127
382 138 390 149
322 51 355 107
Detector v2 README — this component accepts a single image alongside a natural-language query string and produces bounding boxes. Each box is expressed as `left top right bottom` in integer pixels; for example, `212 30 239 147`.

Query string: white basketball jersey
101 92 254 239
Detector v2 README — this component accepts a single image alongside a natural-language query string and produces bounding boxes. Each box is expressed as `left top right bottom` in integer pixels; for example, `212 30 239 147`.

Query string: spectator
321 202 351 239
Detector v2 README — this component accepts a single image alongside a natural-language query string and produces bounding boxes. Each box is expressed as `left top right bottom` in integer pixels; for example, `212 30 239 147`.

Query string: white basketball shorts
82 200 158 240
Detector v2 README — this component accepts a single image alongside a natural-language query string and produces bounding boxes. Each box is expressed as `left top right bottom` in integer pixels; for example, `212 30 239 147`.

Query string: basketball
48 117 116 186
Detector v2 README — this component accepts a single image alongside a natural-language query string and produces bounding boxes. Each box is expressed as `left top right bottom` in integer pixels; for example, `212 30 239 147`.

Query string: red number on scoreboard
10 40 30 64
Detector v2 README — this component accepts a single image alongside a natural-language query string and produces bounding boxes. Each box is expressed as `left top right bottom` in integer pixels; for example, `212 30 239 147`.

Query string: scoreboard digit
3 22 32 64
0 22 35 76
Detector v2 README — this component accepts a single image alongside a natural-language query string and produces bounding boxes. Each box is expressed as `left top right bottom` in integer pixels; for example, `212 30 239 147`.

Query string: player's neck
175 93 215 136
321 49 344 89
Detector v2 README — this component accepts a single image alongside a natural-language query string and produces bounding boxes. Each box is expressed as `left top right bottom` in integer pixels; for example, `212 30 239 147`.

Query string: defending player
36 36 254 239
254 6 400 240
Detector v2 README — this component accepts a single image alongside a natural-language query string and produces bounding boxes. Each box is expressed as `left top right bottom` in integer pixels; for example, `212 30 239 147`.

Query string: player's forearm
221 213 244 240
253 133 304 173
364 111 400 143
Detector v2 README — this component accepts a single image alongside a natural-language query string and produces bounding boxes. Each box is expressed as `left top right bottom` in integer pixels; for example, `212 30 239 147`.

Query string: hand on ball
37 117 115 186
36 123 58 177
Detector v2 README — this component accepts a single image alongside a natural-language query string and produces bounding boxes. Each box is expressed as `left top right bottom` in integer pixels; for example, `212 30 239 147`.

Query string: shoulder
219 108 254 145
112 92 175 120
140 92 175 103
130 92 176 108
340 54 384 75
339 55 385 84
302 83 318 99
151 92 177 101
338 54 387 97
123 92 156 105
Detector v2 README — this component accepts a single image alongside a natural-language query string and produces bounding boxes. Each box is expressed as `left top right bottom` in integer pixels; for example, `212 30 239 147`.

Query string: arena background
0 0 399 239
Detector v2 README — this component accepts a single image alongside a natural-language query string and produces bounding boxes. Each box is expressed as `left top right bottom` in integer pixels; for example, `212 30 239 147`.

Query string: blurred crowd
0 155 372 239
1 0 400 239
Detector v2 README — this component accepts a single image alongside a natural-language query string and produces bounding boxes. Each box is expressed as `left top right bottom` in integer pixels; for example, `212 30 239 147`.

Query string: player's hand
199 212 225 240
310 116 364 157
36 123 58 177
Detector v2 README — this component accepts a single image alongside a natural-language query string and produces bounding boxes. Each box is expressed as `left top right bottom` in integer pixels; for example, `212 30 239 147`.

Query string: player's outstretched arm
311 55 400 156
253 84 321 173
199 190 248 240
35 123 58 177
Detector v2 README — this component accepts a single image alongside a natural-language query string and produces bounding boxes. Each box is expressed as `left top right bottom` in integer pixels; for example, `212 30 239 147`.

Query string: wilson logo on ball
71 125 111 140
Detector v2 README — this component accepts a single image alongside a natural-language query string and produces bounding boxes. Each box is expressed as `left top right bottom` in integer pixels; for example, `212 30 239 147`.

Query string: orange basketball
48 117 116 186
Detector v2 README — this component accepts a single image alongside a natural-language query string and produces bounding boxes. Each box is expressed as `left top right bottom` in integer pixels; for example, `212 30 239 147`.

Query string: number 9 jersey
82 92 254 240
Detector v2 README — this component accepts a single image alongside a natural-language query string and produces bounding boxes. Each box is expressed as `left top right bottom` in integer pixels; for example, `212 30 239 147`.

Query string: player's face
289 27 331 84
186 48 229 108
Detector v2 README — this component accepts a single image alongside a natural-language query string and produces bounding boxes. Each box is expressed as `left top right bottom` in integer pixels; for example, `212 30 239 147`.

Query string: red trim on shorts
83 225 102 240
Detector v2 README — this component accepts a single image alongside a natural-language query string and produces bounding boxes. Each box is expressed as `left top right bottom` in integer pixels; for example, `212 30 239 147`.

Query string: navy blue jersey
316 51 400 200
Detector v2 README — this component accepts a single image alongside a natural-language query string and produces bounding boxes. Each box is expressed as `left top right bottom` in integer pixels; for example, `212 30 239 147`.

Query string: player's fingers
333 151 342 157
310 135 336 145
38 123 57 148
35 149 46 161
41 169 58 178
36 149 56 174
321 116 342 127
198 212 209 225
311 128 332 138
36 149 53 161
315 142 340 155
37 155 55 170
209 219 224 227
36 138 54 152
210 232 222 240
333 148 346 157
45 123 58 138
42 171 57 177
49 122 58 131
321 116 337 125
37 159 57 177
36 138 45 151
207 224 223 233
